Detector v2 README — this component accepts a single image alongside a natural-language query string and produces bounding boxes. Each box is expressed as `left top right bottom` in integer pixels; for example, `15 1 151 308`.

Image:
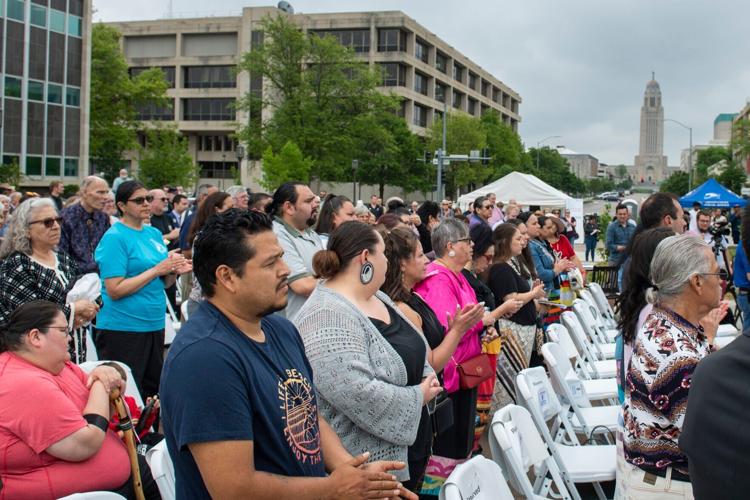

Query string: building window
3 155 20 167
198 160 237 179
436 51 448 73
183 98 235 121
183 66 236 89
64 158 78 177
50 9 65 33
4 76 21 98
130 66 176 88
434 82 446 103
452 90 463 109
492 87 500 103
30 4 47 27
468 98 477 115
66 87 80 107
68 15 82 37
415 38 430 63
481 80 490 97
468 72 478 90
48 84 64 104
313 29 370 53
136 100 175 121
379 63 405 87
414 72 428 96
453 63 464 83
377 28 406 52
26 156 42 176
45 157 61 176
7 0 24 21
413 104 428 127
28 80 44 101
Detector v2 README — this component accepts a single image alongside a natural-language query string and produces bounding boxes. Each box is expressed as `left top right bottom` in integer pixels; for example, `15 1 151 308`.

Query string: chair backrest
439 455 514 500
561 312 601 376
572 299 607 348
57 493 127 500
145 439 176 500
84 327 98 362
490 405 575 500
587 282 617 323
546 324 578 362
180 300 190 322
541 342 591 409
79 360 144 408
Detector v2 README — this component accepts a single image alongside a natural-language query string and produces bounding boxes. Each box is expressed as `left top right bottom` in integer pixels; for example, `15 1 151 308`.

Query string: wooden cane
110 388 145 500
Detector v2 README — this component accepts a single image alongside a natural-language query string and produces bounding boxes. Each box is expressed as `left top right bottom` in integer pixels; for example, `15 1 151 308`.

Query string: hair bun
312 249 341 279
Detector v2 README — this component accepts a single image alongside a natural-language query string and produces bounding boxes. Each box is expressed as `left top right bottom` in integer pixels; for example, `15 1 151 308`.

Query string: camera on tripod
709 220 731 240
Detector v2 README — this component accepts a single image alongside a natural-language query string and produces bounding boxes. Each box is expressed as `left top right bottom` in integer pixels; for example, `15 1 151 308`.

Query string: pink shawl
413 262 483 393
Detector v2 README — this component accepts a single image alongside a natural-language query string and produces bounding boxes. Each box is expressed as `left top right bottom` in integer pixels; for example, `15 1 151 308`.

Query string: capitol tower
634 74 668 182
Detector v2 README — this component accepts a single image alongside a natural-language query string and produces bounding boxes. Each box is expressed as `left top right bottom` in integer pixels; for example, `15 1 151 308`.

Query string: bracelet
83 413 110 433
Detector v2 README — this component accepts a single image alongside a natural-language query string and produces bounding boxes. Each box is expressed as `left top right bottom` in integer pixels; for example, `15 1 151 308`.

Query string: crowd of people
1 174 749 499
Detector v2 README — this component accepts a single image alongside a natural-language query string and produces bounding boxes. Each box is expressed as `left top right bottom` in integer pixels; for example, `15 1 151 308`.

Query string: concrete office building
556 146 599 179
1 0 91 187
108 6 522 190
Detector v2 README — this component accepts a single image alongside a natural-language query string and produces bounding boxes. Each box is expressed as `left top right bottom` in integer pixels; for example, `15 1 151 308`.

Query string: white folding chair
165 292 180 346
439 455 514 500
586 282 618 329
541 341 617 404
717 323 738 337
146 439 176 500
515 369 616 500
57 493 126 500
561 312 617 379
517 367 618 444
180 300 190 322
79 360 144 408
489 405 573 499
580 289 620 342
571 300 616 359
85 327 98 362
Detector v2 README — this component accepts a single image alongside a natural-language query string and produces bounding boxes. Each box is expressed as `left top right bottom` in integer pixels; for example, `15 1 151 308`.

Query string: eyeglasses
454 237 472 244
128 195 154 205
46 325 71 336
159 197 168 202
481 205 492 210
29 216 63 228
700 269 729 281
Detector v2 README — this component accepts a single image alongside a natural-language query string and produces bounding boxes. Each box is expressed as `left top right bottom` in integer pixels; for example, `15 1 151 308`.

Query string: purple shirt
413 262 483 393
59 203 111 274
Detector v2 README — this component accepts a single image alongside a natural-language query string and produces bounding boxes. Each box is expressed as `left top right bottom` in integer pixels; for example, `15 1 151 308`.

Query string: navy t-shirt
160 301 326 499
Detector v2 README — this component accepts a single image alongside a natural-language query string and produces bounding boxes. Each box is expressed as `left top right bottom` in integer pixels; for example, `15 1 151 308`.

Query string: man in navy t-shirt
161 210 416 499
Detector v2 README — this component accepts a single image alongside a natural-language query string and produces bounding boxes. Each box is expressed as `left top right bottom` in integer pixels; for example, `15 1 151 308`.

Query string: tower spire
652 70 655 80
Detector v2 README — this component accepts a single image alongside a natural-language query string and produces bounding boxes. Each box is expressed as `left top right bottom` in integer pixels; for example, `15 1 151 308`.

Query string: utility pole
436 102 448 201
536 135 561 171
664 118 693 189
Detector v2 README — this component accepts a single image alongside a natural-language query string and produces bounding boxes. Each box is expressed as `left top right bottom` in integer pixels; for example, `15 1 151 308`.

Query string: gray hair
80 175 106 191
354 204 370 217
196 183 215 199
646 235 712 304
0 198 57 259
431 219 469 258
225 185 247 200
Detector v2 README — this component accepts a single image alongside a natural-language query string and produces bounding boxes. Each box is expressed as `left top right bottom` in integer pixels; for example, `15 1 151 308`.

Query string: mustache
277 277 289 290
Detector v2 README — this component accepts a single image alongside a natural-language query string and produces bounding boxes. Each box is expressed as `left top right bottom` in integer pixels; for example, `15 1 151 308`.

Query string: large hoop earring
360 262 374 285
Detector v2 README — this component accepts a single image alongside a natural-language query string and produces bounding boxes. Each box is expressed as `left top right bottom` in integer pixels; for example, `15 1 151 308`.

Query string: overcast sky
94 0 750 166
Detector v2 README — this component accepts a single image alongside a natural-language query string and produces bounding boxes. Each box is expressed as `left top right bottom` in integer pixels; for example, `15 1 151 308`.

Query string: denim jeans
585 236 597 261
737 291 750 333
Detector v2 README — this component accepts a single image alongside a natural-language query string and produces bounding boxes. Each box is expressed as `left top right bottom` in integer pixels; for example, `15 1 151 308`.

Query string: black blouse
488 262 538 326
369 303 426 386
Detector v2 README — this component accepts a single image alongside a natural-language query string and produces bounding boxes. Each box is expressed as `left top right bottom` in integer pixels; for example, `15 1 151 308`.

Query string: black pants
95 329 165 400
111 453 162 500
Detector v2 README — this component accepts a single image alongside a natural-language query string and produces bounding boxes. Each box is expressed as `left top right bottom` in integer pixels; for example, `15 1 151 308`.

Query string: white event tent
457 171 573 208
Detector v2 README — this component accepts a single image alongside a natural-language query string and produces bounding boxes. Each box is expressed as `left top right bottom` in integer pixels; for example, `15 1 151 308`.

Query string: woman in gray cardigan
294 221 441 485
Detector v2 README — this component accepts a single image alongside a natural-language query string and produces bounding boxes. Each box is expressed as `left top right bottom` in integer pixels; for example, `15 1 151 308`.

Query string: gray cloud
94 0 750 165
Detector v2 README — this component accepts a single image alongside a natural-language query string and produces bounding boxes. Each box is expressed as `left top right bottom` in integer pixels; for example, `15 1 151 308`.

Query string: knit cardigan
293 284 433 480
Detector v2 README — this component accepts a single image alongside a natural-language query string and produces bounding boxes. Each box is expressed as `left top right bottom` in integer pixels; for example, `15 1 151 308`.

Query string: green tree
137 127 198 188
0 159 21 187
260 141 313 191
660 170 690 196
354 110 429 199
427 113 488 198
237 15 396 183
90 24 169 184
586 178 615 194
694 146 732 186
730 119 750 165
528 147 585 194
615 164 628 180
480 112 526 181
719 161 747 193
616 177 633 190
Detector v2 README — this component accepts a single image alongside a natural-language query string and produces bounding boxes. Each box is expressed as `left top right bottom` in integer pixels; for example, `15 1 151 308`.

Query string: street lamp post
536 135 561 171
235 144 245 185
664 118 693 189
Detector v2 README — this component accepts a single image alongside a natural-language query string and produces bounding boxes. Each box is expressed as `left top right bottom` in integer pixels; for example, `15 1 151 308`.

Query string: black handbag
431 392 454 436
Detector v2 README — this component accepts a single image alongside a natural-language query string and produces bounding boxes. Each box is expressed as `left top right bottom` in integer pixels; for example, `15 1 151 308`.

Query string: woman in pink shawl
413 219 491 496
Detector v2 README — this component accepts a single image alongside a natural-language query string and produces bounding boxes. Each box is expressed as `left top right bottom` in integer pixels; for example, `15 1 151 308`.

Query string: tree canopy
90 23 169 183
137 126 198 189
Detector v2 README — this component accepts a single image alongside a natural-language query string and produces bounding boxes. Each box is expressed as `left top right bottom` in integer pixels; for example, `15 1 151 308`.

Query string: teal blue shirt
95 223 168 332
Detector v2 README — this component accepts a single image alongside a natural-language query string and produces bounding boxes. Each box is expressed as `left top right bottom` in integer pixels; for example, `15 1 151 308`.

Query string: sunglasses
454 237 471 244
128 195 154 205
29 216 63 228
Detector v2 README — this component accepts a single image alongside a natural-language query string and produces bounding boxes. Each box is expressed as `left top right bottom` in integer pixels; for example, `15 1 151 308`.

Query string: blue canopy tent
679 178 747 208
